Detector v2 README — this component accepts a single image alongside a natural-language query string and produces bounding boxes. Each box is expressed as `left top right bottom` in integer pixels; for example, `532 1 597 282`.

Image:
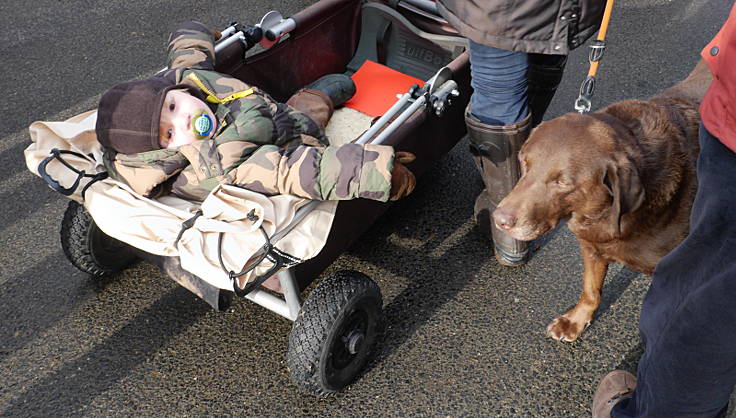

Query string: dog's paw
546 315 590 342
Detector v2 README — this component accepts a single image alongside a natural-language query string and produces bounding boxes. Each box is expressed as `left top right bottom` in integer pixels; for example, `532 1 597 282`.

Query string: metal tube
244 288 294 320
432 79 458 99
264 18 297 40
279 269 302 320
371 95 427 145
214 32 244 53
355 93 413 144
219 26 238 39
270 200 321 244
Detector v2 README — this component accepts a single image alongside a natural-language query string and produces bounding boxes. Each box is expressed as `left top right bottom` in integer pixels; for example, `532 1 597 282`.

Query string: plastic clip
588 40 606 63
173 210 203 248
37 148 107 197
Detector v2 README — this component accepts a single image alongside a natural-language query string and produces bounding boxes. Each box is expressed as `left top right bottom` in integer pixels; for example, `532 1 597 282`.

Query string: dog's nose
493 208 516 230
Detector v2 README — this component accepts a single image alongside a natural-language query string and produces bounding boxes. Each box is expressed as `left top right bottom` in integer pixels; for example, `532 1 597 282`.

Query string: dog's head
492 113 645 242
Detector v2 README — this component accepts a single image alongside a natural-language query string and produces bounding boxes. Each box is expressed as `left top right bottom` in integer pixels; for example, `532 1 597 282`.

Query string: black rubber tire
287 270 384 396
60 200 137 277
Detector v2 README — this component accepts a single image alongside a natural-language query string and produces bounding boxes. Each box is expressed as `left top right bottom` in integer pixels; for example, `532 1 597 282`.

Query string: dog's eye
554 178 572 188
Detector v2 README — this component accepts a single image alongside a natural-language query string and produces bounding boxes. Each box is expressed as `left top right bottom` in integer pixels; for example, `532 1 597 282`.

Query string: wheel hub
345 329 365 355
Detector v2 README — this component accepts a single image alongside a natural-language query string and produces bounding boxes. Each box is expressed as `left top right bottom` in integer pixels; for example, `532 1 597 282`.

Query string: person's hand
389 151 416 201
211 29 222 41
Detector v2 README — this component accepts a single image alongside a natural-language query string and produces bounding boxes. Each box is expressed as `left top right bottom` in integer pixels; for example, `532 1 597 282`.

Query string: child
96 21 415 202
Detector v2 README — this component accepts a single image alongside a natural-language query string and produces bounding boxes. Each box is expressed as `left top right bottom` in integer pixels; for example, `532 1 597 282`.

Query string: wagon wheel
287 270 384 396
60 200 137 277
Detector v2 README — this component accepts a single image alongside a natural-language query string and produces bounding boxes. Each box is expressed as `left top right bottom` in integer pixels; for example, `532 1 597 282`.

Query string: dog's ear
603 157 645 238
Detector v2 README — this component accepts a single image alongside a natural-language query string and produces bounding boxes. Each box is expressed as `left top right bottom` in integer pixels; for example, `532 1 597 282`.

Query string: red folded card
344 60 425 117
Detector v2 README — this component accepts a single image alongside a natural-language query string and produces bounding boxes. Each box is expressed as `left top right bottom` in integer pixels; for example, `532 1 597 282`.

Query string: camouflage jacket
103 21 395 202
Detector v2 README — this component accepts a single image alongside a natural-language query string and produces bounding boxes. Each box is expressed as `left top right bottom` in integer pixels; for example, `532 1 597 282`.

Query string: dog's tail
656 58 713 103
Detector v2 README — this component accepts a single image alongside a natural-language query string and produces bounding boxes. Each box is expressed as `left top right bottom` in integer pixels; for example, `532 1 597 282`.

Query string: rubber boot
303 74 356 108
286 88 334 130
287 74 357 131
527 55 567 127
468 112 532 266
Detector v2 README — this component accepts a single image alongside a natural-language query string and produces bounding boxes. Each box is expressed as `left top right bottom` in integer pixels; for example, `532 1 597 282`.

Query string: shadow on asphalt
2 285 209 417
0 251 107 363
597 267 644 322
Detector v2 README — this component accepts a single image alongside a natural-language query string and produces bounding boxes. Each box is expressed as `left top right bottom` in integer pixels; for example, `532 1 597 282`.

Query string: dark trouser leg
527 54 567 127
612 125 736 418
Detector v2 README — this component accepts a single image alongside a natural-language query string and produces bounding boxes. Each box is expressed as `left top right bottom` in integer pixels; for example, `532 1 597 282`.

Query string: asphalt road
1 0 733 416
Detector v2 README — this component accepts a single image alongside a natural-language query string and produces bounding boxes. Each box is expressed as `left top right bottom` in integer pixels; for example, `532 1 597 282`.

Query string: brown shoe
592 370 637 418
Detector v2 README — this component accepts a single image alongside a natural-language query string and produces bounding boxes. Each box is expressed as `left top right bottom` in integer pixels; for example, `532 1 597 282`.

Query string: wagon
25 0 471 396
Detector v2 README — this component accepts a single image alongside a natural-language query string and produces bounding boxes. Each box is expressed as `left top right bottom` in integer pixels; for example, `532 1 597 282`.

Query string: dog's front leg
546 242 609 342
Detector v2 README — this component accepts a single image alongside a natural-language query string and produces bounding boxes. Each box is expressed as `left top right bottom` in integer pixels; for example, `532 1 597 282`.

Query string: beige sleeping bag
24 109 349 291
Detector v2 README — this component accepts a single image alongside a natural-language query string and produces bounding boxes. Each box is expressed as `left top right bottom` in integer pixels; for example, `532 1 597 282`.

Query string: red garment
701 4 736 152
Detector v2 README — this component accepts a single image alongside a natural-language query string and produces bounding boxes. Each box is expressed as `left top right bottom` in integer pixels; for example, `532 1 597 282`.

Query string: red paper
344 60 425 117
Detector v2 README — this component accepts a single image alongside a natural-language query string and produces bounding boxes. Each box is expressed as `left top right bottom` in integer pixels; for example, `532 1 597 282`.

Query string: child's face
159 89 217 149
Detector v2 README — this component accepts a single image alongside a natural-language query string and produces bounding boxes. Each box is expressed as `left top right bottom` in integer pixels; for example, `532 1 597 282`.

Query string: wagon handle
214 11 296 53
214 23 263 54
259 11 296 49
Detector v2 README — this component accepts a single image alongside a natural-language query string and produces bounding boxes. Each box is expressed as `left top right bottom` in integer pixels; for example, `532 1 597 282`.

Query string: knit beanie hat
96 77 180 154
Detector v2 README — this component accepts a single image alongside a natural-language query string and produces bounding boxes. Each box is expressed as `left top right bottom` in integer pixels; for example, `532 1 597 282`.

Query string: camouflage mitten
389 151 416 201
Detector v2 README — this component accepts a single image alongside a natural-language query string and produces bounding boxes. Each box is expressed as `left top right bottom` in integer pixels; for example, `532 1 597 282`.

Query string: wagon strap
574 0 616 114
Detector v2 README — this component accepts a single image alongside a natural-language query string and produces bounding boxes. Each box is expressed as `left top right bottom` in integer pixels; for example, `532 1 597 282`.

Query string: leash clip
575 76 596 114
574 96 592 114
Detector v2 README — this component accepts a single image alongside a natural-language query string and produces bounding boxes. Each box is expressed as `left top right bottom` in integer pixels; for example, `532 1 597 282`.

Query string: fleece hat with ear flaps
95 77 182 154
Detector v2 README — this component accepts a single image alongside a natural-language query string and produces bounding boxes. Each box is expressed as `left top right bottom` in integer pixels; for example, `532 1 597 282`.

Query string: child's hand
389 151 416 201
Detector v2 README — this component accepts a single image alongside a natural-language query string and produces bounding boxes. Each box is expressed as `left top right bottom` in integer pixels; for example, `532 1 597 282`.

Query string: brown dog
492 60 712 342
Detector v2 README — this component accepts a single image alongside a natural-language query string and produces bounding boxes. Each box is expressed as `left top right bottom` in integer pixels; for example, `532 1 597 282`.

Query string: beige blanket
25 110 339 290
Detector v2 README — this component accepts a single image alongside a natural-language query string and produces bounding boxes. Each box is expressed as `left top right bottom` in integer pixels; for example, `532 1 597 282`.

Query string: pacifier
191 110 214 139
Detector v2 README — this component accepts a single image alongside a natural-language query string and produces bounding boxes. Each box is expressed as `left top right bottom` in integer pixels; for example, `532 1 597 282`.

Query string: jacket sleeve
104 149 189 197
166 21 216 70
232 143 395 201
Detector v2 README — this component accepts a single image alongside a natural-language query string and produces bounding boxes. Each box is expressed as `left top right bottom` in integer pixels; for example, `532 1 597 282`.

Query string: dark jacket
437 0 606 55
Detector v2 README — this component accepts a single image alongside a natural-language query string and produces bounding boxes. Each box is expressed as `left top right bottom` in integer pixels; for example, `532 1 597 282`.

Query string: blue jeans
468 40 564 126
613 125 736 418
